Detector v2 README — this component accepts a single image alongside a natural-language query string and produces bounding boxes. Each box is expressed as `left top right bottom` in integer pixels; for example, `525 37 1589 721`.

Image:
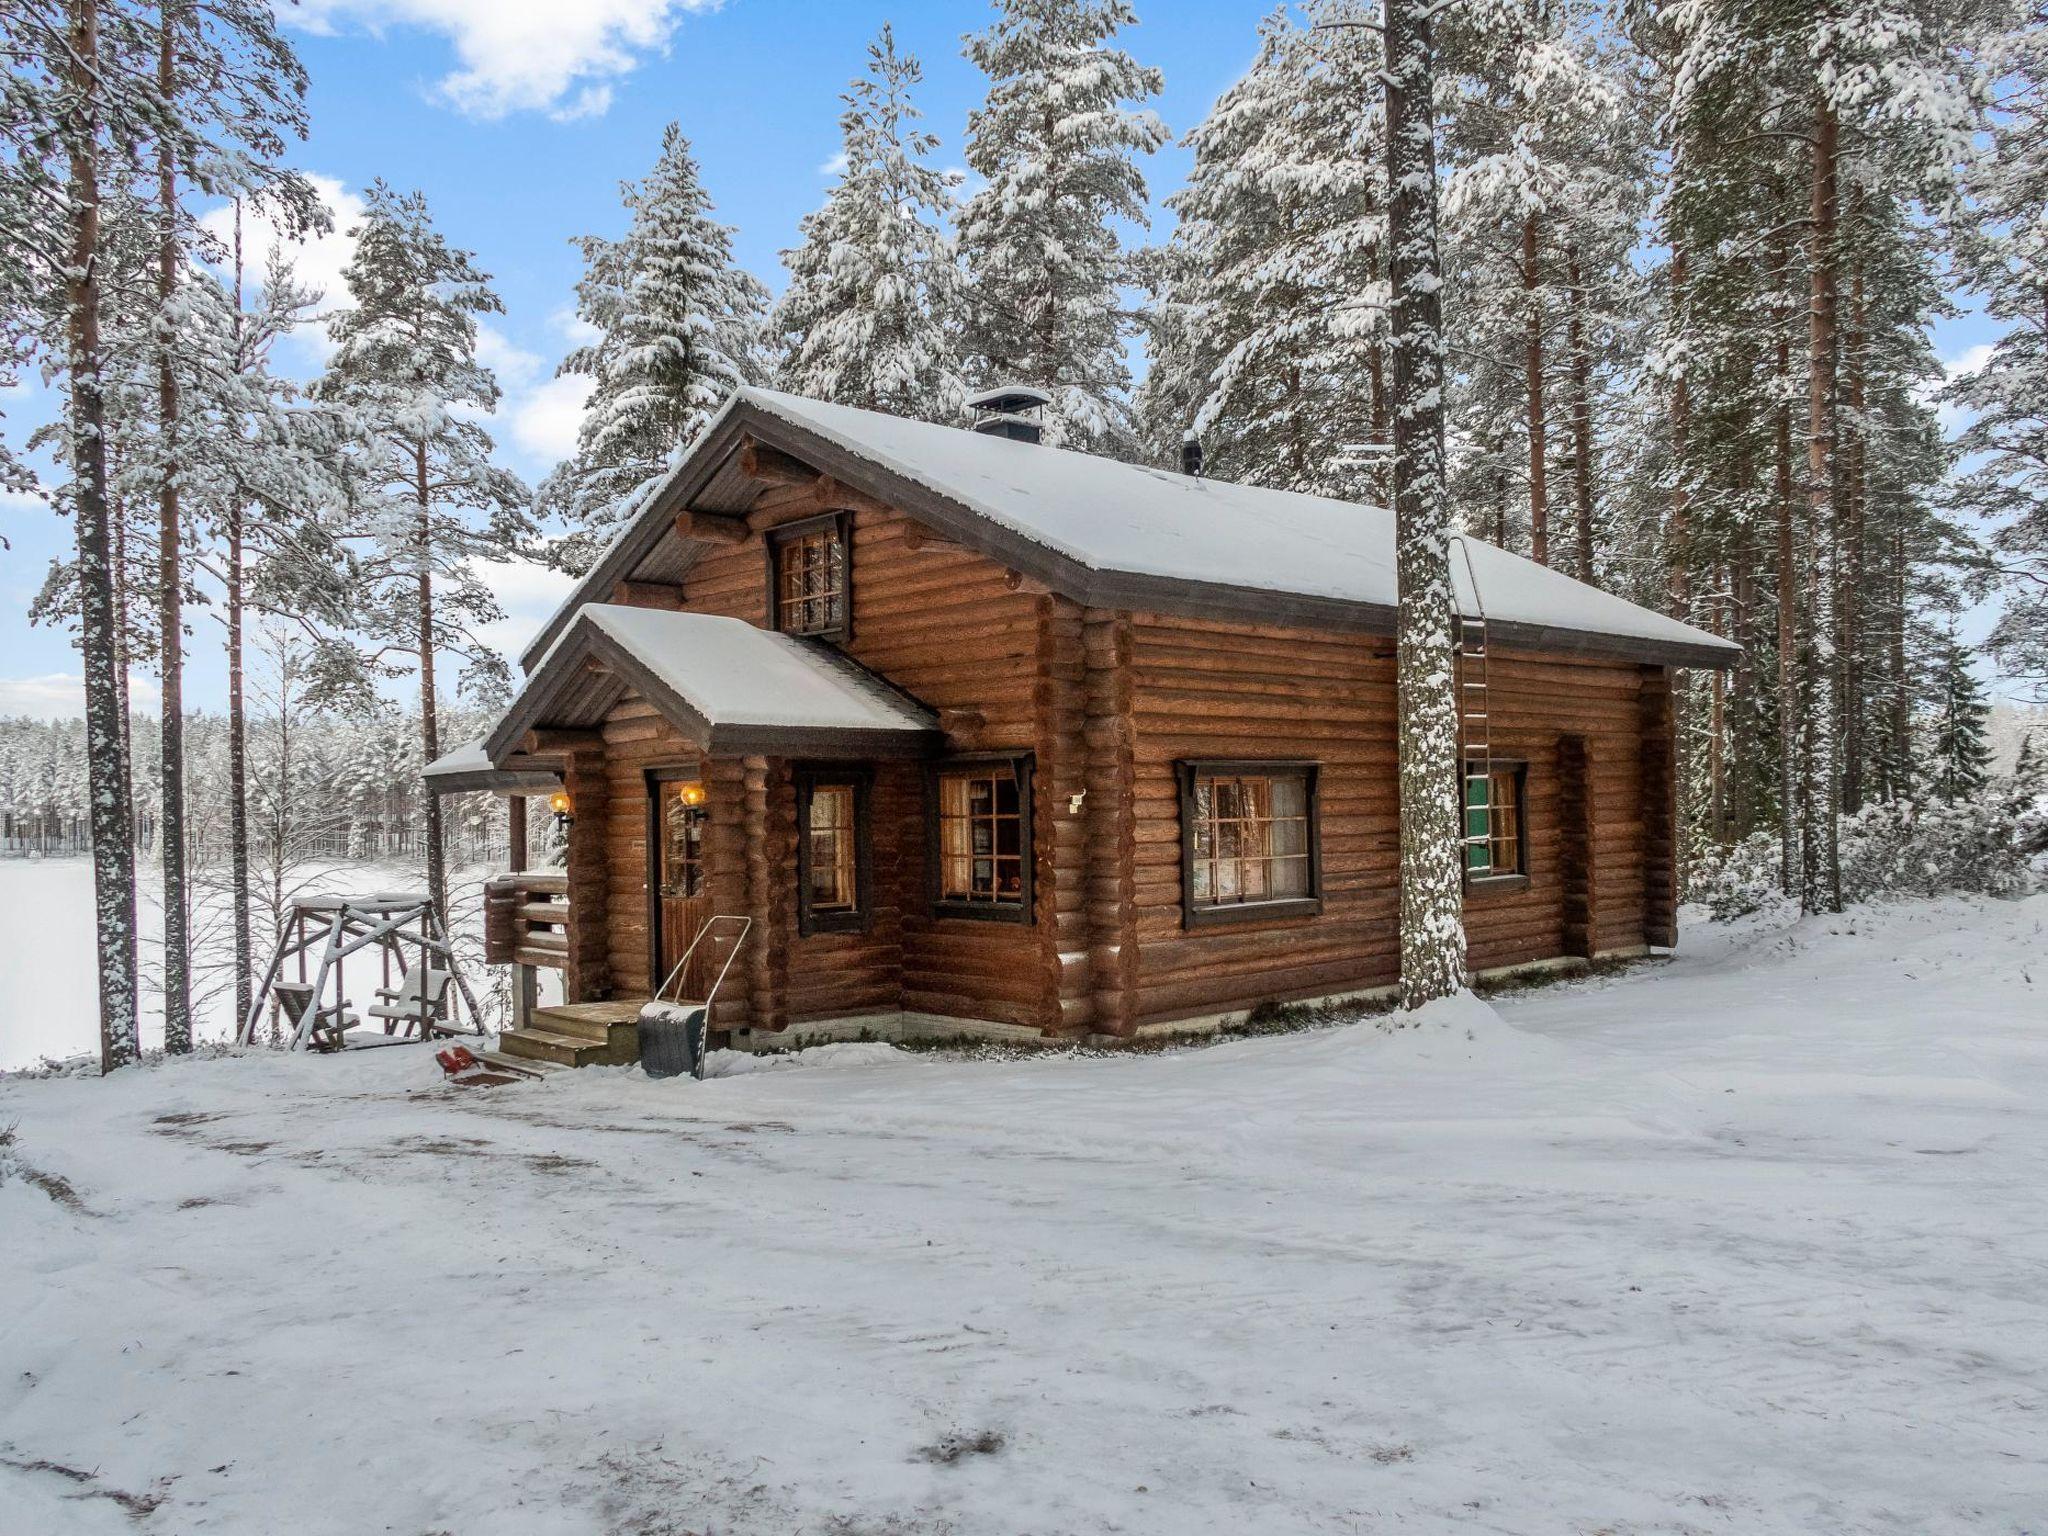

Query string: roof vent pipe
1180 432 1204 478
966 383 1051 444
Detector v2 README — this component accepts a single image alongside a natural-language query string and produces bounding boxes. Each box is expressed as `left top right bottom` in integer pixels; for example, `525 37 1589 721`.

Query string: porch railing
483 871 570 969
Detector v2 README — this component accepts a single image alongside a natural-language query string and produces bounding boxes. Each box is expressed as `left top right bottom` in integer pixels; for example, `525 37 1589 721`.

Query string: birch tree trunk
1804 98 1843 913
1385 0 1465 1007
157 2 192 1053
64 0 141 1071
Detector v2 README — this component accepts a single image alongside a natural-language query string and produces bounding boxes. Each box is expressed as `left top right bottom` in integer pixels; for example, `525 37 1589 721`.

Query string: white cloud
0 485 48 514
510 372 595 465
293 0 722 121
473 557 576 662
817 150 849 178
551 306 601 349
475 324 546 390
0 672 159 720
199 174 368 369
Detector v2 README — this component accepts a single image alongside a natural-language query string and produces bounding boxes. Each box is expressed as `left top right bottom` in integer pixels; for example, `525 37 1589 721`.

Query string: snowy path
2 895 2043 1534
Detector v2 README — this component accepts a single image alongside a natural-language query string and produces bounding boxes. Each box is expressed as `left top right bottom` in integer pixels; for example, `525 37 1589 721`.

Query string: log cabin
426 385 1737 1067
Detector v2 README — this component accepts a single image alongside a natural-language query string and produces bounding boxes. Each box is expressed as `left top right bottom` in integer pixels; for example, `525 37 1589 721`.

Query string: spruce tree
1151 3 1388 498
776 26 964 421
540 125 769 576
317 183 531 928
957 0 1166 452
1928 631 1993 803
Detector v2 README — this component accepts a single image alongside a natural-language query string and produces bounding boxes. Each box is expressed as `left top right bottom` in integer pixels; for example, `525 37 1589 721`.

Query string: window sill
930 900 1031 925
798 909 869 938
1183 897 1323 930
1463 874 1531 897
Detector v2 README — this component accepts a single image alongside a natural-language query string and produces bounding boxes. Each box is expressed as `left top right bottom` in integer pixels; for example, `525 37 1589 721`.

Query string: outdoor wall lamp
678 781 707 808
548 788 574 830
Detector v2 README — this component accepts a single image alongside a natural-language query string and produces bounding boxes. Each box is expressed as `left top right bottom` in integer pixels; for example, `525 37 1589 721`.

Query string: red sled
436 1045 480 1076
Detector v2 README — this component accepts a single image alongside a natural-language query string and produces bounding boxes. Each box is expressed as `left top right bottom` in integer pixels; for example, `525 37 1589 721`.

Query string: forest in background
5 0 2046 1064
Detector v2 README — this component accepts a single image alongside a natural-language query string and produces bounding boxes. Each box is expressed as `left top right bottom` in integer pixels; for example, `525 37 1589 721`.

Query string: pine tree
1950 3 2048 700
958 0 1166 452
776 26 963 421
1386 0 1467 1006
2 0 152 1068
1441 0 1645 571
317 183 531 927
540 126 769 575
1928 630 1993 802
1148 3 1388 498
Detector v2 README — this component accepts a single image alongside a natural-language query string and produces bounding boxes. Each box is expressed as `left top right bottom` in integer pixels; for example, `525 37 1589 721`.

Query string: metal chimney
966 384 1051 444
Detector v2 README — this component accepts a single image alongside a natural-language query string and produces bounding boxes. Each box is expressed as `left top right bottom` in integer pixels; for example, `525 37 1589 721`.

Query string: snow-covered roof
486 606 940 764
525 387 1739 672
421 737 561 797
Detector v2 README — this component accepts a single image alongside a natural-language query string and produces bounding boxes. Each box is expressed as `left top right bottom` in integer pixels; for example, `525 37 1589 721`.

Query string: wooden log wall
1557 734 1599 960
559 744 611 1003
1122 613 1654 1028
668 489 1051 1033
1639 666 1678 949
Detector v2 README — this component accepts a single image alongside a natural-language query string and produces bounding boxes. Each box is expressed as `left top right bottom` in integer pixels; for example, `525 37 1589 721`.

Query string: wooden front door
650 773 714 999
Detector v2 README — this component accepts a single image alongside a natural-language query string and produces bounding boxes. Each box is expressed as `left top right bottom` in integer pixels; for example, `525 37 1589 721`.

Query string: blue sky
0 0 2009 716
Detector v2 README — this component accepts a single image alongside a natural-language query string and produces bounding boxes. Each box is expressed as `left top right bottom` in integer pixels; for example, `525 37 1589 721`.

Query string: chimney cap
971 411 1043 442
966 383 1052 414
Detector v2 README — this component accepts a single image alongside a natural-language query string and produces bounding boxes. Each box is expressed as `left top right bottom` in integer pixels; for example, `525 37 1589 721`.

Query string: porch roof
483 605 942 763
422 738 562 797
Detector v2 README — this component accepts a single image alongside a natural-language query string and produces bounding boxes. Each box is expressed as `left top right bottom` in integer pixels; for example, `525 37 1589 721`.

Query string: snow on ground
0 858 545 1069
2 894 2044 1534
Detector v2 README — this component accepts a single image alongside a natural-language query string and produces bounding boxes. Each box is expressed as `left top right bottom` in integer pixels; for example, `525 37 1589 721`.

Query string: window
929 756 1033 921
1464 760 1526 880
796 769 871 935
768 513 850 640
1179 762 1321 926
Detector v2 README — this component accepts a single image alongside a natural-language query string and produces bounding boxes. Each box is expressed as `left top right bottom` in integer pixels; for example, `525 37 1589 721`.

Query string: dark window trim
765 509 853 643
795 764 874 936
645 764 708 993
925 751 1035 924
1177 759 1323 930
1462 756 1530 888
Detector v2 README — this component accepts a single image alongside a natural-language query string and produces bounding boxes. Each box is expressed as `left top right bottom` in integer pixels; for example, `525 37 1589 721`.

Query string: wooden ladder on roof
1456 536 1491 868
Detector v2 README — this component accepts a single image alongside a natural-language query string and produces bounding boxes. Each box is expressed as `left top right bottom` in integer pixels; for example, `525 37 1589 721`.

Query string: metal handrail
649 915 751 1082
653 914 752 1010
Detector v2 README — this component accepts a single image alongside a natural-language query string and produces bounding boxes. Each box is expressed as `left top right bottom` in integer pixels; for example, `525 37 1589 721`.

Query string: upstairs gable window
768 512 850 641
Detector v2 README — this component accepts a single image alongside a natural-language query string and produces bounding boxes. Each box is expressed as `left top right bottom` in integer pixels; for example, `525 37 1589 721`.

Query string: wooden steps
494 1000 644 1070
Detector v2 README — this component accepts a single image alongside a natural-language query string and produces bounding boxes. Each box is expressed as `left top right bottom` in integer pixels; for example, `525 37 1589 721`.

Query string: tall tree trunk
227 206 253 1032
416 448 447 926
1566 244 1596 586
1804 99 1843 913
1890 522 1909 795
1523 214 1548 565
1368 243 1390 507
1773 230 1800 896
157 3 191 1053
1667 247 1691 620
1384 0 1464 1007
64 0 141 1071
1840 218 1868 812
